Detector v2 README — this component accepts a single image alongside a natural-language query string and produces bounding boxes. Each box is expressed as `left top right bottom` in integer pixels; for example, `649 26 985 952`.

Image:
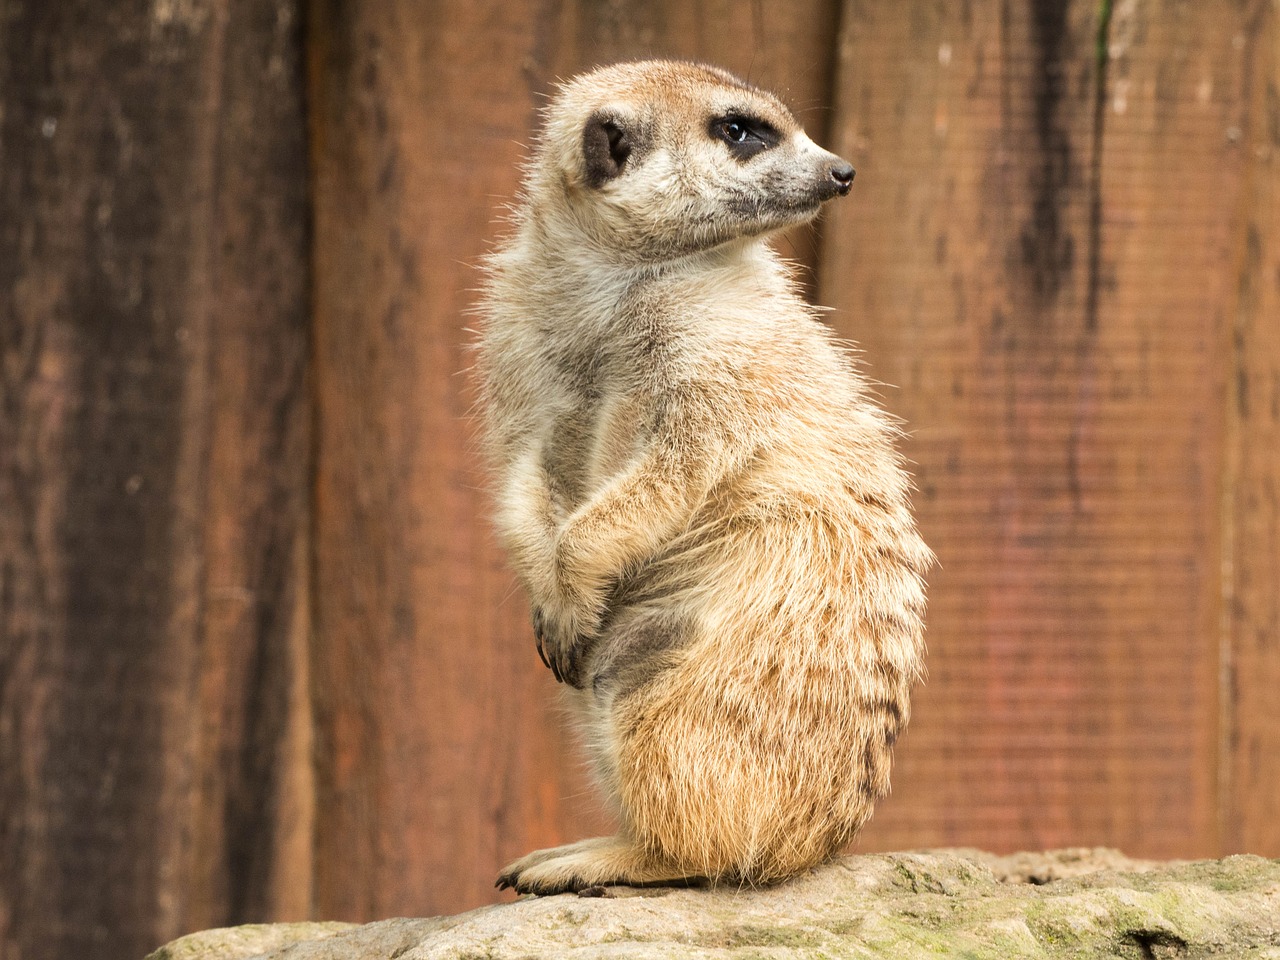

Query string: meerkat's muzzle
829 160 856 196
812 156 855 200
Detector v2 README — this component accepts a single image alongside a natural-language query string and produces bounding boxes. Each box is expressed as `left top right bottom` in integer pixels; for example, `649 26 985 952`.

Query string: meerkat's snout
829 159 856 195
807 144 856 200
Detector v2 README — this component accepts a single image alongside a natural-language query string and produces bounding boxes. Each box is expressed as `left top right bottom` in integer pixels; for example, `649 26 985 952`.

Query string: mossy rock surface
146 849 1280 959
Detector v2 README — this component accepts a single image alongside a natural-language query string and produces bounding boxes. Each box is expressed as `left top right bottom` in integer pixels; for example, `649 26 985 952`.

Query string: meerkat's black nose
830 162 856 195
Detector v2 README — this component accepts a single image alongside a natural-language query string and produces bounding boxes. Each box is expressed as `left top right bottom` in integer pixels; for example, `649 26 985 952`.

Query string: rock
146 850 1280 959
966 847 1172 885
146 923 356 959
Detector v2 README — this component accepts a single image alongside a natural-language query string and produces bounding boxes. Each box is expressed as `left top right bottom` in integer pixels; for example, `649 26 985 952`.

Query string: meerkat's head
530 60 854 263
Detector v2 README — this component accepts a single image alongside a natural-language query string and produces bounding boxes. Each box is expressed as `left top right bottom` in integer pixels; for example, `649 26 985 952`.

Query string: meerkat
475 60 931 895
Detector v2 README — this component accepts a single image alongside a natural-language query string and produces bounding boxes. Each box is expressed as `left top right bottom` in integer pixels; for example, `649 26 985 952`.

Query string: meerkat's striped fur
476 60 931 894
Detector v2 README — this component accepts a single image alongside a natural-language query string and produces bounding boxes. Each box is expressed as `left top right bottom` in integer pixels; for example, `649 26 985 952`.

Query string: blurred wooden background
2 1 1278 958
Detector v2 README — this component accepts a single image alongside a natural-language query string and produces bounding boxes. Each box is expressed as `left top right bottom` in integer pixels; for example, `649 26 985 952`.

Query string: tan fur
475 60 932 895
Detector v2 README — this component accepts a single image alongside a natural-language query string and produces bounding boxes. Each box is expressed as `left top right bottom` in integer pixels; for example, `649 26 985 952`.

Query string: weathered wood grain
1222 0 1280 856
306 0 580 922
0 2 310 958
820 0 1253 858
181 0 314 931
2 3 1278 958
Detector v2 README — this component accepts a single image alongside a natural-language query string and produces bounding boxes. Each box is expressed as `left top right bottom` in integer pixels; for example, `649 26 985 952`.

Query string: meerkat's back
476 60 931 894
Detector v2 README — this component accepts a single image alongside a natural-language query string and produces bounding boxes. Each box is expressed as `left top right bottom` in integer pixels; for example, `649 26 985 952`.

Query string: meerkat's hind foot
497 836 702 896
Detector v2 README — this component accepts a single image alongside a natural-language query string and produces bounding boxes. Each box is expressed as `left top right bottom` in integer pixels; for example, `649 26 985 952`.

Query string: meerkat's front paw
496 844 580 895
532 602 599 688
497 837 700 895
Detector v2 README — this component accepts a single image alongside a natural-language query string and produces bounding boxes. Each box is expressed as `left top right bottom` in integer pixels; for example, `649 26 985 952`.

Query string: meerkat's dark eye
709 114 781 160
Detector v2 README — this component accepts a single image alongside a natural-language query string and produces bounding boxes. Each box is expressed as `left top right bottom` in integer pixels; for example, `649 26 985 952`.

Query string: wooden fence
1 1 1277 959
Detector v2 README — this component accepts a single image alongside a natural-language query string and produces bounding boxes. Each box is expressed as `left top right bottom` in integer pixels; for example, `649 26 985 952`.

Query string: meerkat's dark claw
533 608 552 670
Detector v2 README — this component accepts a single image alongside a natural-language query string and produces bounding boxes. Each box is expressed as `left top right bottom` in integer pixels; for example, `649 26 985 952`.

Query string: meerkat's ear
582 112 632 187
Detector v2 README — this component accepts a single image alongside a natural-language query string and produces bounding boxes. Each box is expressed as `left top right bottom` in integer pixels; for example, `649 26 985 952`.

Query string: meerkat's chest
532 341 652 508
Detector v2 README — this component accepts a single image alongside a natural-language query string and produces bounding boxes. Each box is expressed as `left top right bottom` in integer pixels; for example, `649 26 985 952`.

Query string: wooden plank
1222 0 1280 857
307 0 843 918
181 0 314 929
821 0 1238 857
0 2 311 957
306 0 579 921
